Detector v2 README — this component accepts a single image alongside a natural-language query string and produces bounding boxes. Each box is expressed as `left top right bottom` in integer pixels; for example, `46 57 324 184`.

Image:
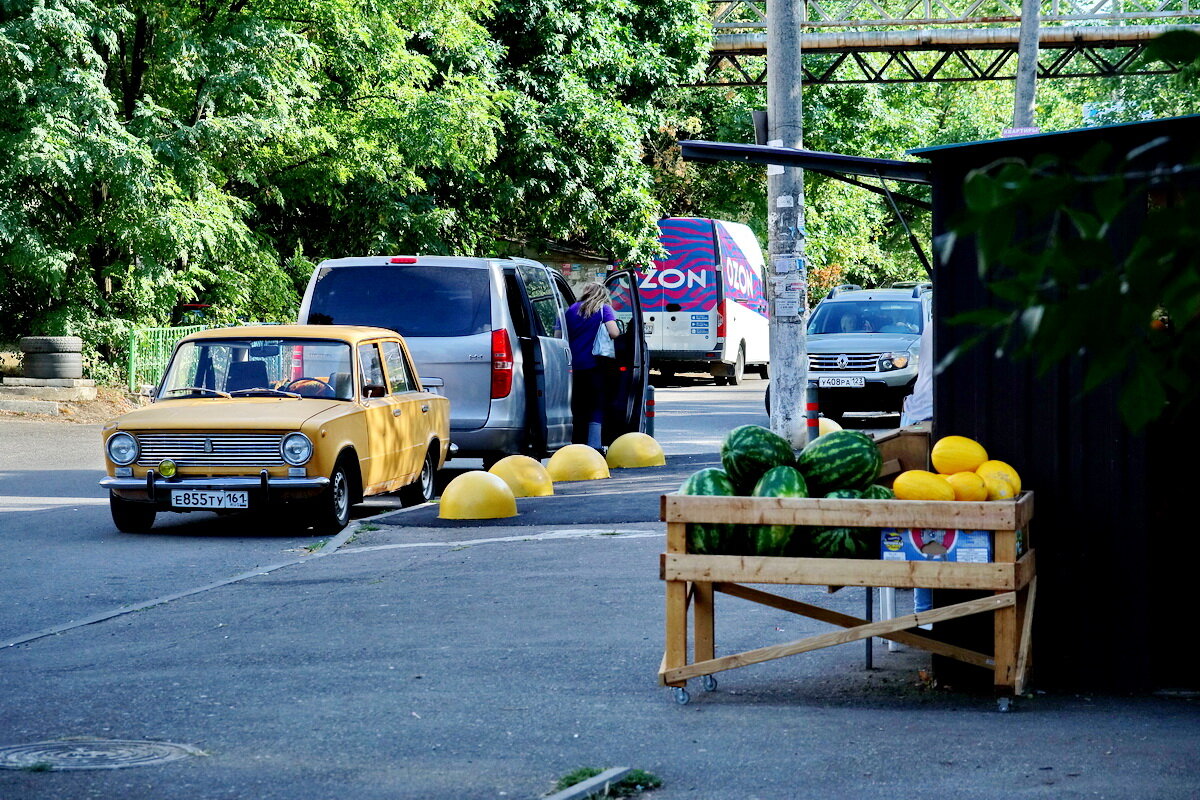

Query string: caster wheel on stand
702 675 718 692
673 687 691 705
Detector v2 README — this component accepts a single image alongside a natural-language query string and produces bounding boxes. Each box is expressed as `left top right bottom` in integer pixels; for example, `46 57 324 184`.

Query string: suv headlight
878 352 910 371
106 432 139 465
281 432 313 466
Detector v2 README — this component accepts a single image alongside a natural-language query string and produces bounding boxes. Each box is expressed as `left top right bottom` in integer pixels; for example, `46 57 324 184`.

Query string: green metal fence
126 326 205 392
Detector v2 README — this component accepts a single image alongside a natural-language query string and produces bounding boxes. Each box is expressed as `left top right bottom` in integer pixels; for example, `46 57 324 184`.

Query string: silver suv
806 283 931 422
297 256 648 465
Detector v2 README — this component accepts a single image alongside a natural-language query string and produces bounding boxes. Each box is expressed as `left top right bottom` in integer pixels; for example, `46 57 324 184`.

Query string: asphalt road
1 381 1197 799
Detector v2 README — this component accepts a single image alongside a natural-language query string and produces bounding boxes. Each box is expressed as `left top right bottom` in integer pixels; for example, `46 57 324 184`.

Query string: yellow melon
976 459 1022 494
945 471 988 501
892 470 956 501
931 435 989 474
981 473 1016 501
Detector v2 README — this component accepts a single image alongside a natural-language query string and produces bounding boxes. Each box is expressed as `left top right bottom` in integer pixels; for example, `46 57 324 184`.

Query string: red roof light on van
491 328 514 399
389 256 418 264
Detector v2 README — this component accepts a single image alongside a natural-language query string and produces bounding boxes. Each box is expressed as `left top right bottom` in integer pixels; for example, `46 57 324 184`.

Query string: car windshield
159 338 355 400
807 300 923 335
306 265 492 337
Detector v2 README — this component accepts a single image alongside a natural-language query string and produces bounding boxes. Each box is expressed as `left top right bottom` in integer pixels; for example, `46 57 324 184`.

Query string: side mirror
362 384 387 398
137 385 156 403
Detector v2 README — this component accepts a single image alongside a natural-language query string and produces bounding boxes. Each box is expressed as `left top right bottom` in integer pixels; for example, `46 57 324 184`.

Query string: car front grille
135 433 284 467
808 353 882 372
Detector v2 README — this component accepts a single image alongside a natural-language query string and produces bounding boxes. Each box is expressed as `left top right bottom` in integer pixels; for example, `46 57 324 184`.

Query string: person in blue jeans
565 283 621 449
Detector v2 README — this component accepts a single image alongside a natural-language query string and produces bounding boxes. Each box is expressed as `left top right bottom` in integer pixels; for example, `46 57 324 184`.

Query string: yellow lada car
100 325 451 534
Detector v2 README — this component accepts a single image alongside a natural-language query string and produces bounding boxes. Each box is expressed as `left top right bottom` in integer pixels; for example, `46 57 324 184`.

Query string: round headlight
106 432 139 465
158 459 177 478
891 354 909 369
281 432 313 466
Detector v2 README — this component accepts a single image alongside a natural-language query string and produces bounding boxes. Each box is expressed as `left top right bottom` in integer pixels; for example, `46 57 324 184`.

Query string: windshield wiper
163 386 232 398
228 388 302 398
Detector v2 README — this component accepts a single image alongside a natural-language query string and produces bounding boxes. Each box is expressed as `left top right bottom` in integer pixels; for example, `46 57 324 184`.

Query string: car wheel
315 460 354 534
728 344 746 386
764 382 770 415
110 493 156 533
400 448 436 507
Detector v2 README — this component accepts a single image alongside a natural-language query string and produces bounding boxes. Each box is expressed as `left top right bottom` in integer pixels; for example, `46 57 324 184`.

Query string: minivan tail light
716 300 726 343
390 256 417 264
491 328 514 399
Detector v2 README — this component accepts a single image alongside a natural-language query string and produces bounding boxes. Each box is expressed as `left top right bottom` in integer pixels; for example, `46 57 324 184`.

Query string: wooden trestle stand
658 491 1036 709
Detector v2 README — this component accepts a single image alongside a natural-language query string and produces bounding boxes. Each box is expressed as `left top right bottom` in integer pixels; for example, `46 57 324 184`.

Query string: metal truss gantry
704 0 1200 84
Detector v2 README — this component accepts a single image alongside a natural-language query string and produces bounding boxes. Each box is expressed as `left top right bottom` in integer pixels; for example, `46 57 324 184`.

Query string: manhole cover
0 739 204 770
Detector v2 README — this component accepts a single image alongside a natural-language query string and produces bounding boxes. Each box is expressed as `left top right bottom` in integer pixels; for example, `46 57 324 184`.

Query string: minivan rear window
307 265 492 337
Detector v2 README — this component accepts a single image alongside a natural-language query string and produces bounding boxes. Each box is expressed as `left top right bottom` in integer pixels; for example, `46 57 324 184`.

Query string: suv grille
809 353 882 372
135 433 284 467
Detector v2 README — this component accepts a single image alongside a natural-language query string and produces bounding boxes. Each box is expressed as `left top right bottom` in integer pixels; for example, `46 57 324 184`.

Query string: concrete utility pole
765 0 809 447
1013 0 1040 128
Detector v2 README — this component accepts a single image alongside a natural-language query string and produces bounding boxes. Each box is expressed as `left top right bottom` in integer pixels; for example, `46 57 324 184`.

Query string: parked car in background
804 283 932 422
100 325 450 534
298 255 648 465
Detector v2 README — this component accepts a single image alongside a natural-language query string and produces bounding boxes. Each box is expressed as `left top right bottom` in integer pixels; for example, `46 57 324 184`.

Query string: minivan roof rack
911 281 932 298
827 284 862 298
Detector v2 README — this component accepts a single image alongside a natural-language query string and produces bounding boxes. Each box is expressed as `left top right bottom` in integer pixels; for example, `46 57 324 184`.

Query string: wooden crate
658 491 1036 703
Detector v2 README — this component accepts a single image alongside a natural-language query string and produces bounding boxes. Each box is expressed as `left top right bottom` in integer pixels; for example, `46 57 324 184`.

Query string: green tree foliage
943 32 1200 431
0 0 709 366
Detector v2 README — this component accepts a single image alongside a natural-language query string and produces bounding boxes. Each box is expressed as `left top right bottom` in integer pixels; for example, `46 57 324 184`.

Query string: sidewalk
1 454 1198 799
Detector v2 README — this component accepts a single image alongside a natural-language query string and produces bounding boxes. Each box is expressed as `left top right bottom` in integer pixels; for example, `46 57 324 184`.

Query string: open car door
509 260 573 457
603 269 649 441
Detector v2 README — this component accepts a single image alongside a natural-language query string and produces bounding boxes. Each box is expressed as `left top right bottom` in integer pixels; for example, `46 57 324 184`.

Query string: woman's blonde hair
578 283 613 317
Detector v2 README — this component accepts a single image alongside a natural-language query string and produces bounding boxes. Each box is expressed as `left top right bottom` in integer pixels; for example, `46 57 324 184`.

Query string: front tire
110 493 156 533
400 448 436 507
315 460 353 534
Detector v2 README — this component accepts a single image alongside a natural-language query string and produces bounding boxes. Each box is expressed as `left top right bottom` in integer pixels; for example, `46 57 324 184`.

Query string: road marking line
0 528 656 649
0 496 109 512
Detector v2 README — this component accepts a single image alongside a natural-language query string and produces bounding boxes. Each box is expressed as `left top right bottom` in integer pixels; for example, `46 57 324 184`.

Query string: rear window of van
306 265 492 337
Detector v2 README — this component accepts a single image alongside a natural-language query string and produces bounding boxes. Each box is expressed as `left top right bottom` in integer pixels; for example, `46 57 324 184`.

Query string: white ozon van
636 217 769 384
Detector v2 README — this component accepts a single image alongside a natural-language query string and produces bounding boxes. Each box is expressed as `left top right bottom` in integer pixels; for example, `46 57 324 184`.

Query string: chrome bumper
100 470 330 504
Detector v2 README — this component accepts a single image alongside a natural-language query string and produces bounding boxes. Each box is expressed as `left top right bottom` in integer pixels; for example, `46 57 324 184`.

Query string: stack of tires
20 336 84 379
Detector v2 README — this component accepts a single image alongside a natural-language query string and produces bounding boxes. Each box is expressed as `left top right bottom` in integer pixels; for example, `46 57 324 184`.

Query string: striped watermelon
720 424 797 494
749 465 808 556
860 484 895 500
678 467 736 554
811 488 876 558
795 430 882 495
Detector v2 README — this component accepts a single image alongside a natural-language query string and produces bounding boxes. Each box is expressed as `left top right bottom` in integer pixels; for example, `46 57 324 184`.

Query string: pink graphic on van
637 218 719 312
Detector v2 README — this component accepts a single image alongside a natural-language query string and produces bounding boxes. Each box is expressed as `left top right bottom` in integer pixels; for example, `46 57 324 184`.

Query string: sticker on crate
880 528 994 563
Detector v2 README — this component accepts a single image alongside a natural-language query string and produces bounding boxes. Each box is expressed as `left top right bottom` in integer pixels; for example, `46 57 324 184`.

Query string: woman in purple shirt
565 283 621 449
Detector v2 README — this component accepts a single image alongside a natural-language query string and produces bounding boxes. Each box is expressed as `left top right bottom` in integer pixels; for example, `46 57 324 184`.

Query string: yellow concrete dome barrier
546 444 610 482
438 471 518 519
488 455 554 497
605 432 666 468
818 416 843 436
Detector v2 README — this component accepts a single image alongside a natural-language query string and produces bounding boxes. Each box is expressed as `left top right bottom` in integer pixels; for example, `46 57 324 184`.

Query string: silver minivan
297 256 648 464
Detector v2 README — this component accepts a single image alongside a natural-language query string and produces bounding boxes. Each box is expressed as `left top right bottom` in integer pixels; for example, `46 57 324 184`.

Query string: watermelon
860 484 895 500
811 488 876 558
749 465 808 557
795 430 883 495
720 424 796 494
678 467 736 554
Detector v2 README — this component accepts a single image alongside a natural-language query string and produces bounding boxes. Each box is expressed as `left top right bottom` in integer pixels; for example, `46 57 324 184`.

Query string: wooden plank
661 492 1033 531
666 520 686 554
716 583 995 669
663 553 1018 590
661 593 1016 683
694 582 715 664
1014 576 1037 695
1014 549 1036 589
994 529 1018 563
993 597 1017 689
663 579 688 688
